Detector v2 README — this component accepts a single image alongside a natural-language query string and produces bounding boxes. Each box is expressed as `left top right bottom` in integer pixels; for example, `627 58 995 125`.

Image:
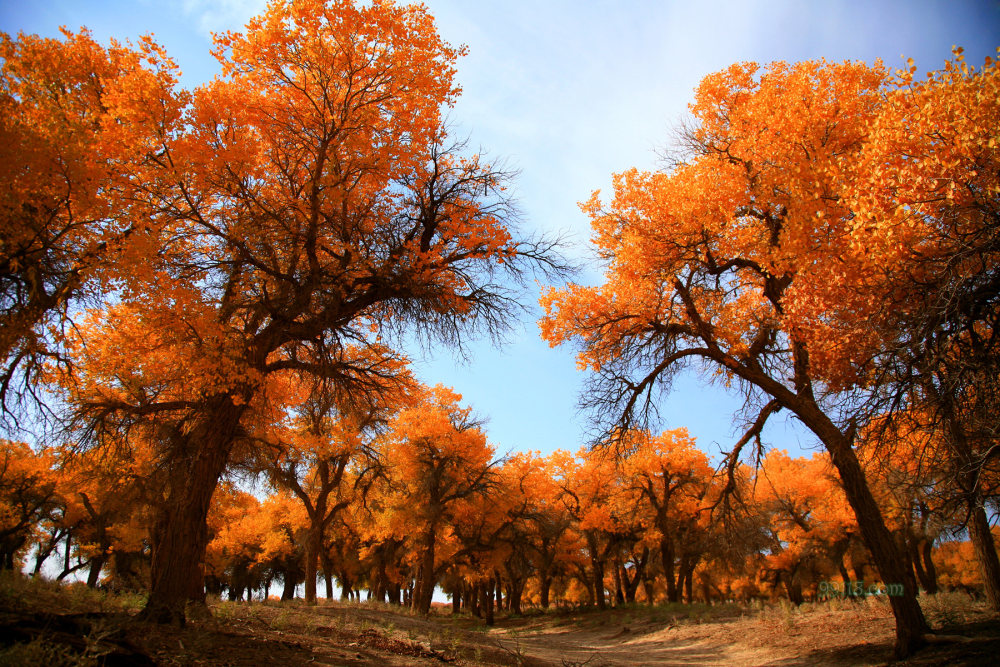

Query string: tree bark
661 537 678 603
140 398 244 625
86 553 107 589
142 448 228 620
967 501 1000 611
919 539 938 595
416 527 436 614
582 532 609 610
484 577 495 626
539 568 552 609
812 417 929 658
470 581 481 618
304 524 322 605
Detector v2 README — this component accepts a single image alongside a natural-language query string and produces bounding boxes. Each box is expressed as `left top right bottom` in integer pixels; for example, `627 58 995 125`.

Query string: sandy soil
3 587 999 666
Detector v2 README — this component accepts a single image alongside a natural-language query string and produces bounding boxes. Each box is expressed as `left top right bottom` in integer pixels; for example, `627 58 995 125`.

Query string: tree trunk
837 562 857 599
642 576 655 605
494 573 503 611
281 572 296 601
470 582 481 618
141 400 243 625
784 570 804 606
910 537 935 594
142 454 223 623
967 502 1000 611
814 419 928 658
681 557 696 604
86 553 107 589
622 549 646 603
416 528 436 615
304 524 321 605
919 539 938 595
613 555 625 605
586 533 607 610
661 537 678 603
539 568 552 609
483 577 495 626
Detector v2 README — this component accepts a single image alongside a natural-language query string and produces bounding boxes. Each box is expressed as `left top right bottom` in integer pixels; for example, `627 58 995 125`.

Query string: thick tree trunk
340 575 353 601
967 502 1000 611
494 574 503 611
416 528 436 615
784 571 804 606
814 419 928 658
86 553 107 589
141 400 243 625
682 558 695 604
281 571 296 601
642 576 655 605
388 582 400 605
539 568 552 609
622 549 646 603
483 577 495 626
470 581 481 618
304 524 321 605
661 537 678 603
585 532 607 610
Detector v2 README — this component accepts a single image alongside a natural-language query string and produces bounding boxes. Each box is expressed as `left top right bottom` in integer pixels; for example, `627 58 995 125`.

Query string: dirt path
486 600 1000 667
5 581 999 666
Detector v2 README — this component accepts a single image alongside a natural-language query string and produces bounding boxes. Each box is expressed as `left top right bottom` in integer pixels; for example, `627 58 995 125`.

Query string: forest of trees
1 0 997 660
2 399 998 615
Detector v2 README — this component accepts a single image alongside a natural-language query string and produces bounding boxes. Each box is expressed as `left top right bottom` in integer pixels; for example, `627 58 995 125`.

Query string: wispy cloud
176 0 267 36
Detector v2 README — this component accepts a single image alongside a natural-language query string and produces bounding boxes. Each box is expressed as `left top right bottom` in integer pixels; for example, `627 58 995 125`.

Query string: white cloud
178 0 268 36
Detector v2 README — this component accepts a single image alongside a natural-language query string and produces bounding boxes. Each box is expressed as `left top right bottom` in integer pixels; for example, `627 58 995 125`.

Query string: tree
551 447 637 610
52 445 151 589
540 60 930 656
858 416 951 596
500 451 574 609
837 50 1000 611
0 440 58 569
50 0 564 625
755 451 859 603
621 428 714 603
261 368 410 605
0 29 177 419
380 384 498 614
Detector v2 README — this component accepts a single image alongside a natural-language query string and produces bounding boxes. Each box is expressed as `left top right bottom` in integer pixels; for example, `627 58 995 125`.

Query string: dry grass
1 573 998 666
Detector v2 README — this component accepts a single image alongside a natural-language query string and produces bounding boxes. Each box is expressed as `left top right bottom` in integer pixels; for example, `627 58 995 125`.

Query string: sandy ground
3 584 999 666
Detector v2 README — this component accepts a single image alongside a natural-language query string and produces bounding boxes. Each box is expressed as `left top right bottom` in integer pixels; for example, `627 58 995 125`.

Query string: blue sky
4 0 998 464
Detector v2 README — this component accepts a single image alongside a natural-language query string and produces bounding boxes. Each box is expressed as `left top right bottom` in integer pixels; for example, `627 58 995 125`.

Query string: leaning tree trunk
805 409 929 658
919 539 938 595
967 501 1000 611
937 385 1000 609
910 537 937 594
141 399 244 625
